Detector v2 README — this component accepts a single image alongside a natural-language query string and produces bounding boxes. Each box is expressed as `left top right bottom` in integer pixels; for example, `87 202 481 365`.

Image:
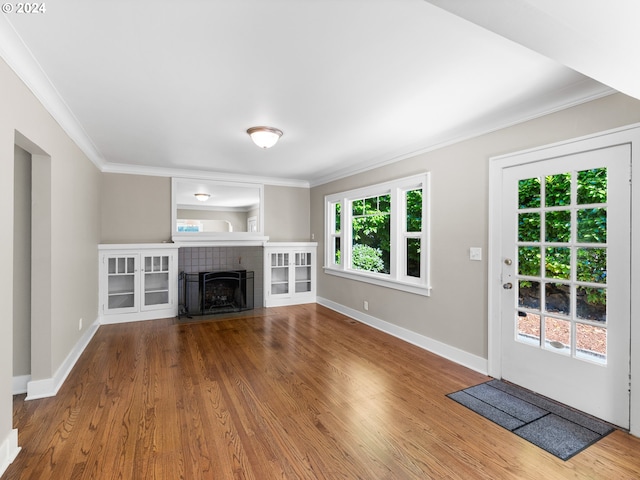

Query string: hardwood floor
4 304 640 479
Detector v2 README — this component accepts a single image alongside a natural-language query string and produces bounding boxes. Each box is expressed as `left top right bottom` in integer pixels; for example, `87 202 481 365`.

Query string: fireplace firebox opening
179 270 254 317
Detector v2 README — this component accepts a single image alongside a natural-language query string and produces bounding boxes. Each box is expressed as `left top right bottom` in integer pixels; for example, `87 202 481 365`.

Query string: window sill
323 267 431 296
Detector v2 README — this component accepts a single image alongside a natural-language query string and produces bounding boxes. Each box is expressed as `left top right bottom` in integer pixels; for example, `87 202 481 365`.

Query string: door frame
488 123 640 436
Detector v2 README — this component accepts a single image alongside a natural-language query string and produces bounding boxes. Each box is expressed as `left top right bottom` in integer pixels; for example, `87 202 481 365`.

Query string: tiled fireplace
178 246 264 310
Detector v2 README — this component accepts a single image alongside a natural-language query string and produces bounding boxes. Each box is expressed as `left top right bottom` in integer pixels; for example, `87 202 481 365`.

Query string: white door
500 144 631 428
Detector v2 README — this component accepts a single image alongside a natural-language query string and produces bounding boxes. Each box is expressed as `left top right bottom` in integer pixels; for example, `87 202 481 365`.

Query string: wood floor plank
3 304 640 479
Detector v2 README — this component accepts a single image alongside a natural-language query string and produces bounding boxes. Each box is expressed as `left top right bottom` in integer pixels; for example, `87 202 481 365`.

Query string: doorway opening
12 132 52 397
488 124 640 432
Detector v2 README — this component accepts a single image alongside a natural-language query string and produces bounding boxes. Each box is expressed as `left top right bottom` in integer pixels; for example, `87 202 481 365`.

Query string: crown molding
1 14 614 191
0 17 307 191
309 82 615 187
0 17 309 189
101 161 310 188
0 16 106 169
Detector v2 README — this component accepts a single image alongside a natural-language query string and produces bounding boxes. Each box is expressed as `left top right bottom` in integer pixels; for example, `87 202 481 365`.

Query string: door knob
503 282 513 289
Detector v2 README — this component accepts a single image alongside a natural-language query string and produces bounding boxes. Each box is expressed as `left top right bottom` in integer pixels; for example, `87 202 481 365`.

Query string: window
352 194 391 273
324 173 430 295
177 220 203 232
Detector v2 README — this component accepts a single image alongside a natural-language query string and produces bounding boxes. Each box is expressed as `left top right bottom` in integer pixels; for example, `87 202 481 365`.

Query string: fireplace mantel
173 235 269 248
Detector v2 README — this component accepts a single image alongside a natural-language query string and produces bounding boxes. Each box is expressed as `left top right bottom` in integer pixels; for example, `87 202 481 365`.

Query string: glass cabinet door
107 255 137 311
264 244 316 307
142 254 170 308
270 252 290 295
294 252 312 293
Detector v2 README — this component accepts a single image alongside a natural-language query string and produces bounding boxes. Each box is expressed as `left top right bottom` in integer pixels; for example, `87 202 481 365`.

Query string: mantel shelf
173 236 270 248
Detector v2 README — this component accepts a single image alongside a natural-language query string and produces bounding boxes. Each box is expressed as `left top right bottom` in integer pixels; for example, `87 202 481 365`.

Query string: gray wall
13 145 31 377
101 173 172 243
0 55 101 450
311 93 640 360
101 176 311 243
264 185 311 241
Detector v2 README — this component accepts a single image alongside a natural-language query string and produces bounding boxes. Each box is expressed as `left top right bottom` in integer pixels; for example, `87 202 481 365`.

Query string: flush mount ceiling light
194 193 210 202
246 126 283 149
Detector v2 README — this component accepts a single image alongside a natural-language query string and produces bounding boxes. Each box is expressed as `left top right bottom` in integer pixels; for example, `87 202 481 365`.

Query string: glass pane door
516 168 608 362
500 144 631 427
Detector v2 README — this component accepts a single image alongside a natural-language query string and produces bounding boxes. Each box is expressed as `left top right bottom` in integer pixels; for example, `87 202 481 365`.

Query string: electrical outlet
79 318 83 331
469 247 482 261
364 300 369 311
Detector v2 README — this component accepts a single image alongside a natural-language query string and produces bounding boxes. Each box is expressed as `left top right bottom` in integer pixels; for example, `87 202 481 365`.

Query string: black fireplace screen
179 270 254 316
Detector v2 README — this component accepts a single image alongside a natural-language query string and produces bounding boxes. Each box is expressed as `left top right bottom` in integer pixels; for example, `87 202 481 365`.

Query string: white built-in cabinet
99 244 178 323
264 242 317 307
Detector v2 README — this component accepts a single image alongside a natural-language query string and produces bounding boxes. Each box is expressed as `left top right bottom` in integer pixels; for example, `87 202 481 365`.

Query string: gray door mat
447 379 615 460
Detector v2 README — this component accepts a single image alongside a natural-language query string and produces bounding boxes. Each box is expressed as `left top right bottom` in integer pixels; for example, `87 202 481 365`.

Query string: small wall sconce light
247 126 283 149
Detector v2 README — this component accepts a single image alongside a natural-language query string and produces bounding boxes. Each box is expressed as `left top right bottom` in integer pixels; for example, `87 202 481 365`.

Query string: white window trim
324 172 431 296
327 199 342 269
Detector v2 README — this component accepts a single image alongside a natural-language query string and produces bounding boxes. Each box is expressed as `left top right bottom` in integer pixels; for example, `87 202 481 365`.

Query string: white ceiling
2 0 633 187
424 0 640 101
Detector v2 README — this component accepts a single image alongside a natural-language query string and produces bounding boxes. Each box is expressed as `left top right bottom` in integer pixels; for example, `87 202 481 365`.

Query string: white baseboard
99 306 178 324
317 297 488 375
12 375 30 395
26 317 100 400
0 429 20 477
